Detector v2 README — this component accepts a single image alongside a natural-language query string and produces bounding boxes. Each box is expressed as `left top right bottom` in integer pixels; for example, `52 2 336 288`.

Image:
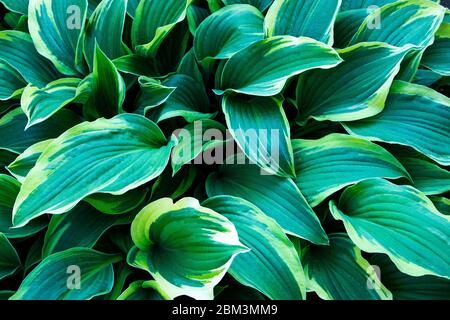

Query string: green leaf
421 20 450 76
0 174 47 238
206 161 328 244
21 78 89 128
85 188 147 215
265 0 341 45
177 49 203 83
340 0 396 11
334 9 368 48
0 291 15 300
296 42 409 123
102 263 133 300
23 234 44 273
83 46 126 119
370 254 450 300
83 0 129 69
7 140 51 182
222 0 274 12
0 31 61 87
329 179 450 279
42 202 134 257
431 196 450 216
350 0 445 49
131 0 192 57
0 107 81 154
186 3 209 35
413 68 443 86
10 248 120 300
203 195 306 300
194 4 264 62
0 232 21 280
396 153 450 195
151 166 198 200
147 74 213 123
302 233 392 300
28 0 88 76
117 280 170 300
134 76 176 115
0 62 25 101
2 11 27 30
128 197 247 300
127 0 140 17
344 81 450 166
292 133 410 207
216 35 342 96
0 0 29 15
12 114 176 228
113 54 161 77
222 94 295 177
171 119 225 175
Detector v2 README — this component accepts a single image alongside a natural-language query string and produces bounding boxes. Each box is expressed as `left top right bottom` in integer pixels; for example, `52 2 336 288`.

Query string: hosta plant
0 0 449 301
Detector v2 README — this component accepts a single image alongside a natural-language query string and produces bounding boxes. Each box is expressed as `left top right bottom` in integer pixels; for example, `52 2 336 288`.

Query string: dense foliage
0 0 449 300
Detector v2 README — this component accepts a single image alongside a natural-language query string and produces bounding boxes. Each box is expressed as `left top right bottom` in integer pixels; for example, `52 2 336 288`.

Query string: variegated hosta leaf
83 0 129 69
292 133 410 207
134 76 176 115
0 62 25 101
194 4 264 62
147 74 213 123
0 108 81 154
265 0 341 45
7 140 52 182
0 0 29 15
21 78 90 128
350 0 445 81
0 232 21 280
215 35 342 96
28 0 88 76
42 202 134 257
222 0 274 12
330 179 450 279
131 0 192 57
206 161 328 244
344 81 450 166
171 119 225 175
4 128 145 214
350 0 445 49
83 46 125 119
303 233 392 300
10 248 120 300
370 254 450 300
203 195 306 300
296 42 409 123
117 280 170 300
0 174 47 239
128 197 247 300
222 94 295 177
421 15 450 76
12 114 176 228
0 31 61 87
